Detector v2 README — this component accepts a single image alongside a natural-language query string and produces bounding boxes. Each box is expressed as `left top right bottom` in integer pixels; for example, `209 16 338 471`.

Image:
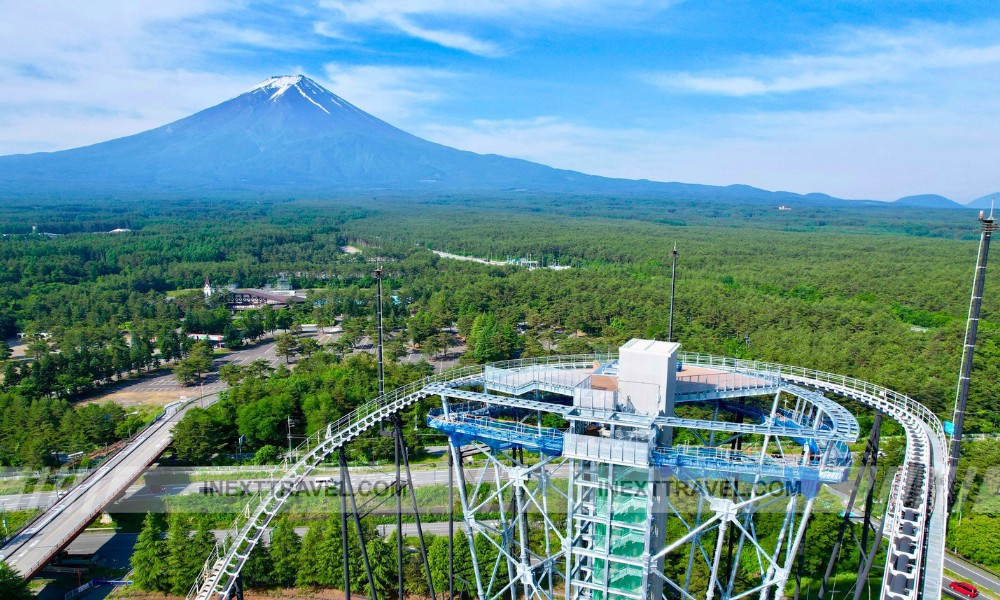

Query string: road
0 391 223 578
0 330 342 577
1 458 570 514
60 520 480 569
4 455 553 577
0 490 57 511
943 552 1000 595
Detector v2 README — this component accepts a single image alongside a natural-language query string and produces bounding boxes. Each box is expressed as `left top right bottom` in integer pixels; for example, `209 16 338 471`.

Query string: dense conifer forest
1 194 998 592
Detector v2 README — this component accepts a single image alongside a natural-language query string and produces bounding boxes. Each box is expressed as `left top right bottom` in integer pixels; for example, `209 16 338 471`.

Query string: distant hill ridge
967 193 1000 209
0 75 990 205
892 194 964 209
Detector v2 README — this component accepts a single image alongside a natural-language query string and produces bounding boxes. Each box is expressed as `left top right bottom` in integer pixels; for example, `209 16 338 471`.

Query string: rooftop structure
225 288 307 309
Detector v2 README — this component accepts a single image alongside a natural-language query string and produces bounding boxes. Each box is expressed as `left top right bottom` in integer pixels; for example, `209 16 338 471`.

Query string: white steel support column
707 499 737 600
450 440 486 600
775 497 815 600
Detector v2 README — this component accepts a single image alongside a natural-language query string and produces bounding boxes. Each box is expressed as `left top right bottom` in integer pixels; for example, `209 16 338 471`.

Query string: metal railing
427 412 564 454
563 432 650 467
1 391 207 575
674 370 779 396
651 445 848 484
677 352 944 600
676 353 944 440
187 351 946 600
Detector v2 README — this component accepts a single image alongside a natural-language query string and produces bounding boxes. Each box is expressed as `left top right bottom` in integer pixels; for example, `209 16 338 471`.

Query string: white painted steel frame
186 353 944 600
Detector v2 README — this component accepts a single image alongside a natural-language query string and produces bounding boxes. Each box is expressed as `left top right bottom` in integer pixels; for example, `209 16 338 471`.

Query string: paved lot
353 334 465 372
97 331 324 406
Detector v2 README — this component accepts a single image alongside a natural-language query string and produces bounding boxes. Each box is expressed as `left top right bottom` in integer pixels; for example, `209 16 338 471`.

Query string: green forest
1 195 995 438
1 193 998 596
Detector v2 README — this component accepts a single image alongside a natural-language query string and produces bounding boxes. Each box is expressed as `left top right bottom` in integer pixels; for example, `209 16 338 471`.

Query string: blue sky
1 0 999 201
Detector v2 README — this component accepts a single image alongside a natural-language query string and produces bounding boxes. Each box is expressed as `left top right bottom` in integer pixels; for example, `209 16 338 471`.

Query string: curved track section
187 363 501 600
678 353 946 600
188 353 946 600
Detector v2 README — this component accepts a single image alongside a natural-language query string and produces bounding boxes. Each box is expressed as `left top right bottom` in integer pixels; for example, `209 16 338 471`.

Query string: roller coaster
187 339 947 600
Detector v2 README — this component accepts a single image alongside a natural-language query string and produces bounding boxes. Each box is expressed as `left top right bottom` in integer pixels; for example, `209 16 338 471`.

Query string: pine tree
131 512 168 592
191 525 217 582
167 515 192 594
428 533 476 598
366 537 397 598
295 520 330 587
0 563 32 600
270 519 302 587
453 533 475 591
428 535 450 594
322 514 349 589
344 521 367 592
242 540 275 588
468 313 499 363
474 533 509 597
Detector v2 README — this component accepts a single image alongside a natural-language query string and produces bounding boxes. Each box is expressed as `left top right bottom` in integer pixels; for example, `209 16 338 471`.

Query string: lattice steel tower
427 340 857 600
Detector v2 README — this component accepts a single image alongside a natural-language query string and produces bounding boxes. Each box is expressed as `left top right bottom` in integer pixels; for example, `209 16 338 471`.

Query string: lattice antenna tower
948 197 995 495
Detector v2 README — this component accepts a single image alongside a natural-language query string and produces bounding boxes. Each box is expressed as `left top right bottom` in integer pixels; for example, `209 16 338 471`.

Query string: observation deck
184 344 945 600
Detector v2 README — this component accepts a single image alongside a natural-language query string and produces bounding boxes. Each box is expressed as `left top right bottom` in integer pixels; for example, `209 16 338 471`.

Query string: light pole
126 410 138 439
374 240 385 399
668 243 679 343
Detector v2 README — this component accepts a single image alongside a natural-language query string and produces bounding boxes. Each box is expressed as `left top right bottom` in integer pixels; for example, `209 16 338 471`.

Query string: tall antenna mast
948 201 995 497
668 243 679 342
374 258 385 398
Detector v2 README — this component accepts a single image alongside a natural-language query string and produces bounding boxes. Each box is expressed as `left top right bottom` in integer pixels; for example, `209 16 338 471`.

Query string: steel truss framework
433 370 840 600
186 352 946 600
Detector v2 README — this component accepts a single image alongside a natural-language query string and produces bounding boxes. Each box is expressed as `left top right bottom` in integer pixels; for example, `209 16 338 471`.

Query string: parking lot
95 331 319 407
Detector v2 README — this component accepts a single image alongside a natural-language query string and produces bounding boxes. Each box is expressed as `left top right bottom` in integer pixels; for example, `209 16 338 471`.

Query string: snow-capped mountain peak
0 74 695 198
242 74 365 116
249 75 305 96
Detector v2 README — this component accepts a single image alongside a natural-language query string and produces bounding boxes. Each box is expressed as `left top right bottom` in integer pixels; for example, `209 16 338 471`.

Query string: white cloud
317 0 668 56
649 23 1000 96
313 20 354 41
382 14 501 56
320 63 456 122
416 98 1000 202
0 2 295 154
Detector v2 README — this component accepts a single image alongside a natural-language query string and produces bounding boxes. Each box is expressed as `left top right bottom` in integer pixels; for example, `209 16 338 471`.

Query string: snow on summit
249 75 303 96
0 73 666 196
242 75 361 116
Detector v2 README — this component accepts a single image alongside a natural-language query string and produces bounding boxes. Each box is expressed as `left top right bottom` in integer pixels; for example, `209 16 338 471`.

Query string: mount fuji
0 75 634 197
0 75 924 204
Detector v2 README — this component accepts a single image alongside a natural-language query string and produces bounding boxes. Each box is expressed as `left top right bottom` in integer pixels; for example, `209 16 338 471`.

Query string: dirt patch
89 389 191 408
4 338 27 358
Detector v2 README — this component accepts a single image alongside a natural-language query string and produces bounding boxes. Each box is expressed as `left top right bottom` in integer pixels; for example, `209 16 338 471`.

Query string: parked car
949 581 979 598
